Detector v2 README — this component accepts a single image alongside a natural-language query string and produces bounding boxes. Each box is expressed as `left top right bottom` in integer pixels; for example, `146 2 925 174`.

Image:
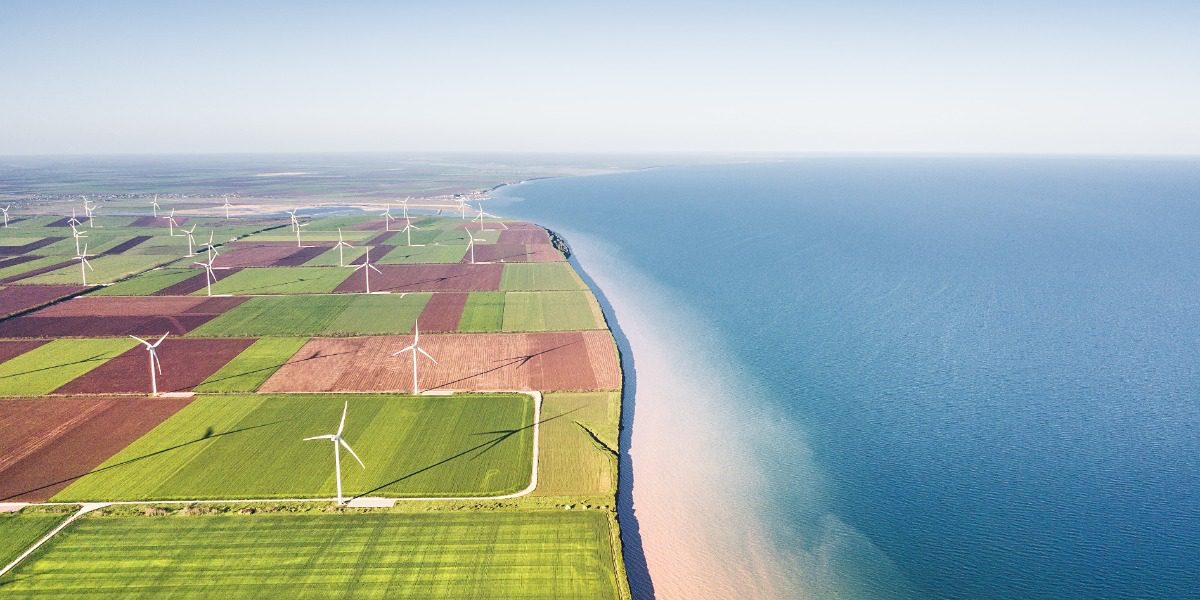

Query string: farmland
0 338 137 395
500 263 588 291
0 509 69 566
0 296 247 337
90 268 200 296
193 337 310 393
0 511 622 599
55 393 535 501
19 254 169 285
532 392 620 497
201 266 352 295
53 338 255 395
188 293 430 336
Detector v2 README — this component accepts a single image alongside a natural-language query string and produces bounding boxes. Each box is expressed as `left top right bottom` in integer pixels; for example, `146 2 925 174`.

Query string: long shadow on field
0 419 290 502
424 340 581 391
352 408 581 499
373 272 474 293
169 350 353 393
0 353 110 379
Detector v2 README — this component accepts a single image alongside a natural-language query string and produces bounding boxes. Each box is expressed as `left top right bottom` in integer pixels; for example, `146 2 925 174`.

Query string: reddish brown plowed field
0 296 246 337
215 243 311 268
333 264 503 293
418 292 468 332
259 330 620 393
0 396 192 501
153 269 244 296
0 259 76 284
498 228 551 245
0 339 49 363
55 338 254 395
272 244 332 266
99 235 152 255
365 231 398 245
347 220 390 232
0 237 63 256
469 244 561 263
0 284 88 317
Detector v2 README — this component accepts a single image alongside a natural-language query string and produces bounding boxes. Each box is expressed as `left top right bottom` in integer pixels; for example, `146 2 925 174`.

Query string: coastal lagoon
497 158 1200 599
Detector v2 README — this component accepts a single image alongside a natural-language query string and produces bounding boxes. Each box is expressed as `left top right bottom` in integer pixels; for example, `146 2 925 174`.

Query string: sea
493 157 1200 599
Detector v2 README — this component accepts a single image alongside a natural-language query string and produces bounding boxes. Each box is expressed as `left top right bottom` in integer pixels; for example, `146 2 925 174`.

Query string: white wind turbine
83 198 99 228
286 207 300 232
194 246 219 296
222 195 232 219
151 194 160 217
303 401 365 506
165 208 180 236
199 230 220 258
464 224 485 265
457 198 468 219
334 228 354 267
183 224 198 257
380 204 395 231
71 224 87 256
351 247 382 293
393 322 437 394
399 204 423 247
1 205 10 228
74 243 94 285
294 219 308 247
67 208 82 229
129 332 169 396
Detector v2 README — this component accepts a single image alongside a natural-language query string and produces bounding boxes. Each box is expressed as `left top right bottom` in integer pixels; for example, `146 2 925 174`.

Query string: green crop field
302 244 368 266
0 509 69 567
20 255 169 286
500 263 587 291
0 256 70 281
458 292 506 331
91 268 198 296
0 338 138 395
201 266 352 295
379 243 468 264
54 393 535 500
240 229 378 243
193 337 309 393
0 511 621 599
188 294 429 337
533 393 620 497
502 291 605 331
0 236 49 247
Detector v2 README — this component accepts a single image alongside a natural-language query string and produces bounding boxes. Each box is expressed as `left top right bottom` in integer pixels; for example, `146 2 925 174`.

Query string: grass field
502 291 605 331
54 393 535 500
458 292 506 331
241 229 378 243
0 338 138 395
532 393 620 497
188 293 430 336
500 263 587 291
193 337 309 393
201 266 352 295
379 243 468 264
0 511 621 599
20 255 168 286
0 509 69 567
91 268 198 296
302 244 367 267
0 256 69 281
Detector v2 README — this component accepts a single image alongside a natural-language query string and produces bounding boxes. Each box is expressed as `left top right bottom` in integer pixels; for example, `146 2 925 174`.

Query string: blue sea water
496 158 1200 599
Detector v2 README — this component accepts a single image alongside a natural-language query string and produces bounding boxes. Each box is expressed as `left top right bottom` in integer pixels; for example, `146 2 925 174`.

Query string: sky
1 1 1198 155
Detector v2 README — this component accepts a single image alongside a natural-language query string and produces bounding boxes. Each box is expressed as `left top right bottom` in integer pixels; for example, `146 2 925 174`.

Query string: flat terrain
201 266 352 295
192 337 309 393
0 296 247 337
54 338 255 395
188 294 430 336
0 511 621 599
0 510 69 567
0 396 193 501
258 331 621 393
54 393 535 501
0 339 138 395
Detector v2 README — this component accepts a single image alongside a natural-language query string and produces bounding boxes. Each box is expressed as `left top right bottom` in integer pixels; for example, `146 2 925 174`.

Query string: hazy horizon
3 1 1198 155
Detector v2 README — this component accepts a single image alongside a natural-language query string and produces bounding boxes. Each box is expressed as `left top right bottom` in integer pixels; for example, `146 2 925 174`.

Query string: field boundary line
0 502 109 578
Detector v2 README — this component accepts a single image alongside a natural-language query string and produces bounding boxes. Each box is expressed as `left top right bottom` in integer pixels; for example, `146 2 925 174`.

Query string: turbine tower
71 225 87 256
393 322 437 394
194 247 219 296
183 224 198 257
222 195 232 219
165 208 180 237
380 204 395 231
129 333 169 396
351 247 382 293
303 401 365 505
1 205 10 228
74 244 94 285
334 228 354 267
151 194 160 217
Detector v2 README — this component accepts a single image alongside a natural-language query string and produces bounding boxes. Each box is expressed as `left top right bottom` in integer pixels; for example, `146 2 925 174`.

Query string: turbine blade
418 347 438 364
392 345 415 356
337 401 348 435
340 439 366 468
153 332 170 346
129 335 150 346
303 434 334 441
368 264 382 273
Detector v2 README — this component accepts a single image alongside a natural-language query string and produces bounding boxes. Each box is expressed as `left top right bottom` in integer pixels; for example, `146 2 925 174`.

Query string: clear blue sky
2 1 1197 155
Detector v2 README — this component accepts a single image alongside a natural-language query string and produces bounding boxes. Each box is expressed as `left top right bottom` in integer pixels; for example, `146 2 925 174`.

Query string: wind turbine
1 205 10 228
334 228 354 267
351 247 382 293
399 210 422 247
286 207 301 232
294 219 308 247
457 198 468 220
165 208 180 237
71 224 87 256
393 322 437 394
303 401 365 505
463 225 485 265
199 230 220 258
151 194 160 217
222 195 232 219
129 332 169 396
83 198 98 228
194 247 218 296
183 224 198 257
476 204 507 231
67 208 82 229
380 204 395 231
74 244 94 285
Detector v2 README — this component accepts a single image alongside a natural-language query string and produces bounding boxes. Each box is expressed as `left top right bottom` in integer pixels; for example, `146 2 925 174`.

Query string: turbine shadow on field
373 272 472 293
0 419 291 501
353 409 579 499
0 353 110 379
425 340 581 391
176 350 352 392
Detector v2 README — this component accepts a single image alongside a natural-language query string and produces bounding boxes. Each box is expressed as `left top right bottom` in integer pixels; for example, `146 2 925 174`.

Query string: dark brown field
54 338 254 395
215 243 311 268
0 296 247 337
0 284 88 317
153 269 245 296
0 396 192 501
272 244 331 266
469 244 561 263
418 292 469 332
0 237 63 256
98 236 152 255
333 263 503 293
498 228 552 245
0 339 49 363
259 330 620 393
